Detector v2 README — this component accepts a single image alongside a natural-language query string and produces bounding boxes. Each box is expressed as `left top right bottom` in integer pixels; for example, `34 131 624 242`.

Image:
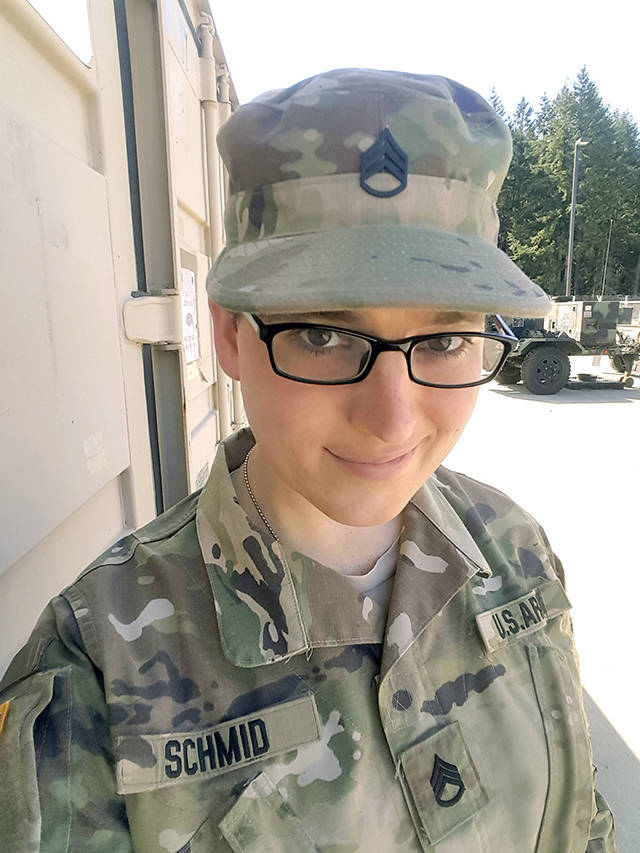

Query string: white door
0 0 236 674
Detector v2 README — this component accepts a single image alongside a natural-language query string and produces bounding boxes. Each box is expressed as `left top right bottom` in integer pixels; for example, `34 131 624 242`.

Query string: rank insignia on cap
360 128 409 198
430 753 465 807
0 701 10 738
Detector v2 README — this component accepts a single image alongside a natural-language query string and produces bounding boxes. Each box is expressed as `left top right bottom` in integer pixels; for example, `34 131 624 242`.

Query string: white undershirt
342 537 399 612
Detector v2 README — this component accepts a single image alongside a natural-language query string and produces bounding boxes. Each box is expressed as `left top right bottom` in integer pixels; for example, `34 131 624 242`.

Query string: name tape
476 579 571 653
115 694 321 794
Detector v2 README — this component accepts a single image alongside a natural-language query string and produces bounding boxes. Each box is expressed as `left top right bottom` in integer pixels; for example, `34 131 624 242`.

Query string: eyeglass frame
243 312 517 389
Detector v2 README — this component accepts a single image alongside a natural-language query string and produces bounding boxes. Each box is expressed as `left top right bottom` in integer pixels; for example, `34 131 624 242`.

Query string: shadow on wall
584 690 640 852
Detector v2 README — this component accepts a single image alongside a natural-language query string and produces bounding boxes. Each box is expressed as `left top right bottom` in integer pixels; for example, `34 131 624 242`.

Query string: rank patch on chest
475 579 571 653
114 694 321 794
430 754 465 807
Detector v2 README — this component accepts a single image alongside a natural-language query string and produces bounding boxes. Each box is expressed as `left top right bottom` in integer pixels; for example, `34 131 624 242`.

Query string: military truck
607 299 640 376
495 299 637 394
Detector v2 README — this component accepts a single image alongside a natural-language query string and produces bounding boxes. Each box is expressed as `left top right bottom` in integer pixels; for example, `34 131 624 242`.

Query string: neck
232 450 402 576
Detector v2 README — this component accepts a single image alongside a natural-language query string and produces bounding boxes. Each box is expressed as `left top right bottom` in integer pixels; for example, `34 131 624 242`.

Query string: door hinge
123 291 182 345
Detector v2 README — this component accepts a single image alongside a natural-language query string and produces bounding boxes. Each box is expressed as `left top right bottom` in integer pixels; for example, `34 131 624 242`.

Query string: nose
347 350 423 445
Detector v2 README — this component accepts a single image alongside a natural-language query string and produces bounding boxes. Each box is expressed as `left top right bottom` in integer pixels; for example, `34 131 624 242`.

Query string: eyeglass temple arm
494 314 517 340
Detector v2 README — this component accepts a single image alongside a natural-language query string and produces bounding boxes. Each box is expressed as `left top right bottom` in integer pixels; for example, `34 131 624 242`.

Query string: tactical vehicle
607 299 640 375
495 299 639 394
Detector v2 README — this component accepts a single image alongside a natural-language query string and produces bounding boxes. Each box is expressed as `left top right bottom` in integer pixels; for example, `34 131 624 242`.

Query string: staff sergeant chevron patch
360 128 409 197
430 753 466 807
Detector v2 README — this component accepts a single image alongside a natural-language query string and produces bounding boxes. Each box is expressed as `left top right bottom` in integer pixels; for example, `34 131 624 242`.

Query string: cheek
452 387 479 434
238 344 337 441
428 387 478 438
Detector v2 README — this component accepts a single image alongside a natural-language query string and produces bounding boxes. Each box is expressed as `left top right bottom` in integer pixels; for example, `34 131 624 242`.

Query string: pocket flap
219 773 317 853
399 720 487 845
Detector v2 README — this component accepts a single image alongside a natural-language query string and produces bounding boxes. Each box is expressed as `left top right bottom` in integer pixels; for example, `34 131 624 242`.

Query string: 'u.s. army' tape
475 579 571 654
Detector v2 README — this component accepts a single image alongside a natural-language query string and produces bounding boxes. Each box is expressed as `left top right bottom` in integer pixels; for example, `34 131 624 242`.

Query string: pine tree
489 88 506 118
496 69 640 297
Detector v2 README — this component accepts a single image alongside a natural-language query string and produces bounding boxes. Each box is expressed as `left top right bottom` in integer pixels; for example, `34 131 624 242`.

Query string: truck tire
521 346 570 394
494 363 521 385
609 353 627 373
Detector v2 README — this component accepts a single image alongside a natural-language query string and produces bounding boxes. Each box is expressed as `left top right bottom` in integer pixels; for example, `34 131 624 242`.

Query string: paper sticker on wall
181 268 199 365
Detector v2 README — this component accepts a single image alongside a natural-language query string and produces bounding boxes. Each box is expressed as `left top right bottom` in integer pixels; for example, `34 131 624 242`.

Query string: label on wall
181 267 199 364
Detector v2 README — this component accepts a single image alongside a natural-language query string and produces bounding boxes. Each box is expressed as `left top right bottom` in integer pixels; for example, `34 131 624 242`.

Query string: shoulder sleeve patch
0 701 9 738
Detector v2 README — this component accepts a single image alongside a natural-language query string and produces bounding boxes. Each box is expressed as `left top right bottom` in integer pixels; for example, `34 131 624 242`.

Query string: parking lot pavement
445 358 639 851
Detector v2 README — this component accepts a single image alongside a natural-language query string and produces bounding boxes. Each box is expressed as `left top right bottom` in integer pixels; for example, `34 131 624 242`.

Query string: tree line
491 68 640 298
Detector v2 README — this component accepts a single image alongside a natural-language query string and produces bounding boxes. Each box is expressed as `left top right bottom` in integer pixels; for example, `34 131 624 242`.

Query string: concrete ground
445 356 640 852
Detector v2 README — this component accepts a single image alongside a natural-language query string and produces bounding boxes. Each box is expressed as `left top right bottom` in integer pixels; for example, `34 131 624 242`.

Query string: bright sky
29 0 639 126
212 0 640 125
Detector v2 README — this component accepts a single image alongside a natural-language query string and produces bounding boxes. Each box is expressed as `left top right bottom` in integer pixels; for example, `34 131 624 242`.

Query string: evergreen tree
495 69 640 297
536 94 553 136
569 68 619 295
607 112 640 294
489 88 506 118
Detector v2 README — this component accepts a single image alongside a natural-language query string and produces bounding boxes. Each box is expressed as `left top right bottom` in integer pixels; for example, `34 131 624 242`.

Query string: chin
317 495 410 528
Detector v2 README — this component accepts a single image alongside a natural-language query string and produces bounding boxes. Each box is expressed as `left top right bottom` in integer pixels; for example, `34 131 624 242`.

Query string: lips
327 447 417 478
335 451 411 465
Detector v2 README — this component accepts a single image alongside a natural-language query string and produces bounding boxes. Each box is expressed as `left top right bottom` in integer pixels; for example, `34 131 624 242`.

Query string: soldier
0 70 616 852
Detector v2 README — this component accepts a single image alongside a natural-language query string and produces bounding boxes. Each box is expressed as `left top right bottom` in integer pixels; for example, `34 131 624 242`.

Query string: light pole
565 138 589 297
600 218 614 297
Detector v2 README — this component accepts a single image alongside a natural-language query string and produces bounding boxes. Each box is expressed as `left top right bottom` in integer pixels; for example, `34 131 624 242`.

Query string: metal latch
123 291 182 345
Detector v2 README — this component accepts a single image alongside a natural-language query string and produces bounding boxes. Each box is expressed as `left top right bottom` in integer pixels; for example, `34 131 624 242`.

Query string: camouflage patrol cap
206 68 552 317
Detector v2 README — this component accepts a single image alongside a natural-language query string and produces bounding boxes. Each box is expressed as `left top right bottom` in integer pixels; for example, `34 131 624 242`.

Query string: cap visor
208 226 552 318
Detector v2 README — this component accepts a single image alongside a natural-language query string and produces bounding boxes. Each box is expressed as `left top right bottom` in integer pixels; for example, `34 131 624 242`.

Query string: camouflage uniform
0 429 615 851
0 69 616 851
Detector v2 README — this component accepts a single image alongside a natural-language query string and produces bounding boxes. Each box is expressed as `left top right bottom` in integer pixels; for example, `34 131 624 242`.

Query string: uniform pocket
163 771 319 853
217 772 317 853
398 720 487 846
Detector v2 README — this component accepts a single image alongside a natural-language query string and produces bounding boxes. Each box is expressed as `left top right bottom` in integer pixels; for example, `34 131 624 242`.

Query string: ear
209 301 241 380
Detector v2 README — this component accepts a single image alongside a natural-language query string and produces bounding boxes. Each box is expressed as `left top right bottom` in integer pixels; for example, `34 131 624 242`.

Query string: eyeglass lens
271 328 505 385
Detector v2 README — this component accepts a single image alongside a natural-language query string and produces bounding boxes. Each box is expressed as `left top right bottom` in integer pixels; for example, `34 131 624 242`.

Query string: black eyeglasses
244 313 516 388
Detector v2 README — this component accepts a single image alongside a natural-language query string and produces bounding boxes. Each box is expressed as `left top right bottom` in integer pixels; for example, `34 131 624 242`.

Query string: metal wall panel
0 0 157 674
0 108 130 570
0 0 236 675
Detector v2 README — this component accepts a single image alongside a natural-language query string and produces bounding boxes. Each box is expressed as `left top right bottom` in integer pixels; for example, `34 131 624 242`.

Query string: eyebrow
428 311 484 325
259 310 483 325
260 310 357 323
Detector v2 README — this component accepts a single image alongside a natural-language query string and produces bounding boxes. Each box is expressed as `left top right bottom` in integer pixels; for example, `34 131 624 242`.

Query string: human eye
420 335 471 357
287 326 355 356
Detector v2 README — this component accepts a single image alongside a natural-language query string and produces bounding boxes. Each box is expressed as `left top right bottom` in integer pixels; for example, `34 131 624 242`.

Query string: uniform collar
380 474 492 679
196 429 491 670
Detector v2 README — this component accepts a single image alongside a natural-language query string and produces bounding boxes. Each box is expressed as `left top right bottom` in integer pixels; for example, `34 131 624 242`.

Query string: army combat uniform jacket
0 429 616 852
